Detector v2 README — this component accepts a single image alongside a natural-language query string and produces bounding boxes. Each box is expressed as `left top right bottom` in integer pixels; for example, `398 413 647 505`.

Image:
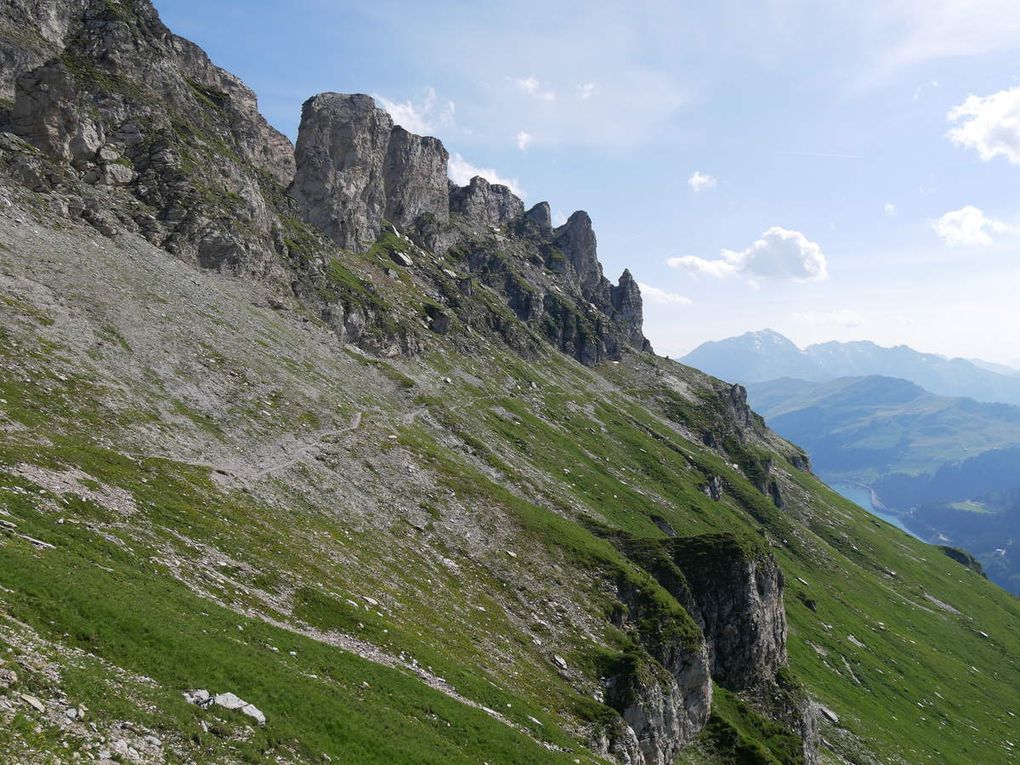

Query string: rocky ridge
1 1 650 368
3 3 1011 765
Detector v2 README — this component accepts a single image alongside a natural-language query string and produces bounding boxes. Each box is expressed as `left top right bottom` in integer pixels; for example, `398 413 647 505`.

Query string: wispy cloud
884 202 897 216
575 82 599 100
374 87 454 135
687 171 717 193
447 153 523 198
638 283 693 306
511 76 557 102
873 0 1020 75
516 130 533 151
668 227 828 282
792 309 864 329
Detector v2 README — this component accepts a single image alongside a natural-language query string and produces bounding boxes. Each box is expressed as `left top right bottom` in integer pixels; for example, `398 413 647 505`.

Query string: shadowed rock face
449 175 524 228
603 578 712 765
383 125 449 230
611 269 650 352
553 210 603 298
290 93 394 253
669 533 787 690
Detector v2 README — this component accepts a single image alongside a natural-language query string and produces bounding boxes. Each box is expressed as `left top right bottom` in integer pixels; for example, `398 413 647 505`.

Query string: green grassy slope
0 190 1018 765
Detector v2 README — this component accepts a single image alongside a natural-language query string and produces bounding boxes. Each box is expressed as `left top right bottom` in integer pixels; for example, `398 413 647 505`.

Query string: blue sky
155 0 1020 365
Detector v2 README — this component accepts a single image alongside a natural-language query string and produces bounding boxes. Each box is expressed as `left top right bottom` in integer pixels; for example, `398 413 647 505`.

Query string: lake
829 482 924 541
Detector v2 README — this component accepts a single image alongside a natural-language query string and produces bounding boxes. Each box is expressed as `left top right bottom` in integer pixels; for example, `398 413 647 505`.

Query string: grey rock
669 533 787 690
212 691 266 725
383 125 449 229
610 269 650 352
0 0 80 102
290 93 393 252
183 688 212 707
603 579 712 765
818 704 839 724
0 668 17 689
449 176 524 229
12 60 104 165
213 691 247 710
552 211 603 298
389 250 413 268
524 201 552 231
20 693 45 713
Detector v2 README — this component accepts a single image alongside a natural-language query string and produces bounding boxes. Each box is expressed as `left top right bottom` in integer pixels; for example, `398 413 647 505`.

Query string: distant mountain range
682 329 1020 405
745 375 1020 482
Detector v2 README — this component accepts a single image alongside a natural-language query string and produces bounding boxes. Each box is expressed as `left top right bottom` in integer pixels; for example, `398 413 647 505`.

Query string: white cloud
447 153 523 197
946 86 1020 164
687 171 717 193
637 283 692 306
516 130 533 151
553 211 568 227
375 87 454 135
575 82 599 100
667 227 828 282
884 202 897 216
793 309 864 329
932 205 1015 246
512 76 556 102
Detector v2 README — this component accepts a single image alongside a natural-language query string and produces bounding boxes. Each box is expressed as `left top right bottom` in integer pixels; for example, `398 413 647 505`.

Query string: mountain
683 329 1020 405
1 3 1019 764
746 376 1020 481
746 376 1020 593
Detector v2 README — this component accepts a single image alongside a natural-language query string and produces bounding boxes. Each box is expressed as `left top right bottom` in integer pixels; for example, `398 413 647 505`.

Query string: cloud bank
638 283 692 306
668 227 828 282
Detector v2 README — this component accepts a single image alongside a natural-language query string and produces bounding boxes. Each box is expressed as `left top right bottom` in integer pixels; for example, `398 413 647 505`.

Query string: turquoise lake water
829 482 924 541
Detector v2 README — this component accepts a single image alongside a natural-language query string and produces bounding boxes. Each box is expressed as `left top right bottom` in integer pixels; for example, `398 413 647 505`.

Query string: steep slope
1 3 1019 765
683 331 1020 405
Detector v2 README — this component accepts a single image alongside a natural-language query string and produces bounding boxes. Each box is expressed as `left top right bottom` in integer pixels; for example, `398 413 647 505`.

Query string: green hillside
1 2 1019 763
0 193 1018 763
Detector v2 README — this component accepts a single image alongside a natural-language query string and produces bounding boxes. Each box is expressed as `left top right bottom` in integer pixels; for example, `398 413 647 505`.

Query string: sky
154 0 1020 366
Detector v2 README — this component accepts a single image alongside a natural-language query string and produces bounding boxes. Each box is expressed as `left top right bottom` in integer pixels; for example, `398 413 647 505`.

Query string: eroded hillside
1 2 1019 764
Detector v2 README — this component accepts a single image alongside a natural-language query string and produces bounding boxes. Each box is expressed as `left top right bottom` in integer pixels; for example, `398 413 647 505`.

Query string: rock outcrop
552 210 603 297
1 1 653 368
290 93 393 253
611 269 650 352
601 577 712 765
449 175 524 228
383 125 449 230
668 533 787 690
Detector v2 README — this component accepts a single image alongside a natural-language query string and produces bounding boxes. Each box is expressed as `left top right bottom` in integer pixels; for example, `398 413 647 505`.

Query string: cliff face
669 534 787 690
290 93 394 253
2 0 653 367
285 89 651 365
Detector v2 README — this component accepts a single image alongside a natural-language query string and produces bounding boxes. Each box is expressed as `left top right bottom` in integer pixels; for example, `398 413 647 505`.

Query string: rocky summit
0 2 1019 764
